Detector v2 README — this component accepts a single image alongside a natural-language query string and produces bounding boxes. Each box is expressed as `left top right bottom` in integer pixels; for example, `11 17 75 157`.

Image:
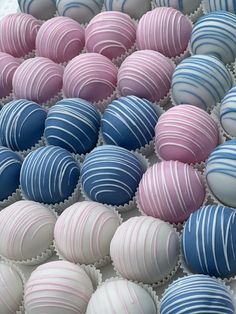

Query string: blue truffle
101 96 159 151
81 145 145 206
0 146 22 201
20 146 80 204
0 99 47 151
182 205 236 278
44 98 100 155
160 274 234 314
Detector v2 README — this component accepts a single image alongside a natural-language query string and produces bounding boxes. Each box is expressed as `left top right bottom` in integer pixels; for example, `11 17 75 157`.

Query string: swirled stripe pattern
171 55 233 110
63 53 117 103
0 147 22 201
13 57 64 104
102 95 159 150
110 216 179 283
160 275 234 313
203 0 236 14
24 261 94 314
0 99 47 151
0 13 41 58
182 205 236 278
206 140 236 207
118 50 175 102
220 85 236 137
0 200 56 261
137 160 205 223
155 105 219 163
85 11 136 60
155 0 201 14
54 201 120 264
56 0 103 24
191 11 236 64
87 279 157 314
20 146 80 204
18 0 56 20
45 98 100 154
0 52 21 98
81 145 144 206
137 7 192 58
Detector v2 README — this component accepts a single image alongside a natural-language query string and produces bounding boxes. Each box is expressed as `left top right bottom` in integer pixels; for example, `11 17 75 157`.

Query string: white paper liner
0 260 26 314
54 208 122 268
80 152 150 213
80 264 102 290
41 90 63 110
22 49 36 60
18 136 45 158
210 103 232 143
0 92 14 108
97 277 160 312
0 187 22 211
111 43 137 68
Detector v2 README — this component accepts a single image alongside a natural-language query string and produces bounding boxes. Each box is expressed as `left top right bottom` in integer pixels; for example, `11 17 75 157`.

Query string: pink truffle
0 52 21 98
137 160 206 223
85 11 136 60
13 57 63 104
155 105 219 164
63 53 118 103
137 7 192 58
118 50 174 102
0 13 41 58
36 16 85 64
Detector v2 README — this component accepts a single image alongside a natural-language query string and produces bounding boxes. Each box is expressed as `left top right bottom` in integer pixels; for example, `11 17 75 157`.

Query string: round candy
155 0 201 14
0 263 24 314
191 11 236 64
20 146 80 204
220 85 236 137
171 55 233 110
81 145 145 206
206 140 236 207
56 0 104 24
54 201 120 264
155 105 219 163
110 216 179 284
137 7 192 58
0 13 41 58
118 50 175 102
160 274 235 314
63 53 117 103
102 96 159 151
85 11 136 60
0 200 56 261
104 0 151 20
18 0 57 20
0 99 47 151
36 16 85 63
24 261 94 314
182 205 236 278
0 52 21 98
0 146 22 201
13 57 63 104
137 161 205 224
45 98 100 155
86 279 157 314
203 0 236 13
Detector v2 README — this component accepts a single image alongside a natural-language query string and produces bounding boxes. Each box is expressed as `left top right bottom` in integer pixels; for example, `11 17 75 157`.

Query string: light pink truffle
36 16 85 64
137 160 206 223
137 7 192 58
118 50 174 102
85 11 136 60
0 13 41 58
63 53 118 103
13 57 63 104
0 52 21 98
155 105 219 164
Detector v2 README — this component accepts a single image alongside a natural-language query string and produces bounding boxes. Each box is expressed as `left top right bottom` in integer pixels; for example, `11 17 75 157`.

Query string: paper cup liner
0 188 22 211
22 49 36 60
0 92 14 108
41 90 63 110
210 103 230 142
112 43 137 68
0 260 26 314
20 180 81 215
98 277 160 312
54 208 122 268
80 264 102 290
17 136 45 158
